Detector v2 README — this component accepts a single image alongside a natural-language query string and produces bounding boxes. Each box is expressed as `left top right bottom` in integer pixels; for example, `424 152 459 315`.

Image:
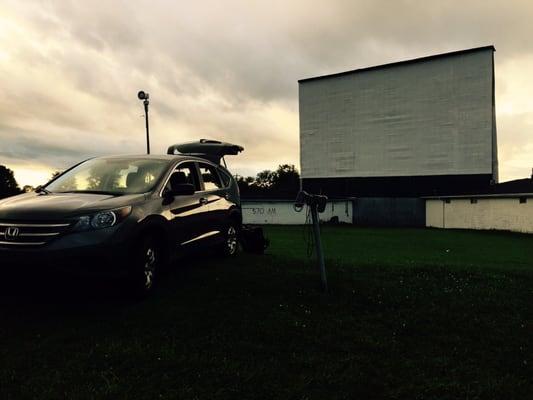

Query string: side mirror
165 183 195 197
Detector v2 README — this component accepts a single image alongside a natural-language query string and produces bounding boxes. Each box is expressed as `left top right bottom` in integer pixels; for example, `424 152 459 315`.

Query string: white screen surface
299 48 497 179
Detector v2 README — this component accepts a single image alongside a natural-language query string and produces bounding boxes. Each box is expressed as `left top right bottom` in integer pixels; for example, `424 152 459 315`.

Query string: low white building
425 194 533 233
242 199 352 225
242 195 533 235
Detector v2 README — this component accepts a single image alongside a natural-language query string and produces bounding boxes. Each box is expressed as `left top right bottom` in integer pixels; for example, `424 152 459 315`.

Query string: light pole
138 90 150 154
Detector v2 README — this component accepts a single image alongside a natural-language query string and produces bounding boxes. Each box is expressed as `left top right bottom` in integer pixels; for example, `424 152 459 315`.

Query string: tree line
0 163 301 200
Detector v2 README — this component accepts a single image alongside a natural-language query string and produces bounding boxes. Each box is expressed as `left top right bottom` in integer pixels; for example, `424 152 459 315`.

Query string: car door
164 162 210 248
197 162 229 235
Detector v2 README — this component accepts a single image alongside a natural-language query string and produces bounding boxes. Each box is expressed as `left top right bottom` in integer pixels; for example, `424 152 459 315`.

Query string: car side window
218 168 231 187
165 162 200 192
199 163 223 191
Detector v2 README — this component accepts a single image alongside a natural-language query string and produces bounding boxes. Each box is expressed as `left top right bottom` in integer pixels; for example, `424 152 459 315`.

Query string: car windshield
46 158 171 195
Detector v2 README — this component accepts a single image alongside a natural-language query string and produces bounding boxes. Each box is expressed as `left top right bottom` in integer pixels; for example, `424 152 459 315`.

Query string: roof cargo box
167 139 244 164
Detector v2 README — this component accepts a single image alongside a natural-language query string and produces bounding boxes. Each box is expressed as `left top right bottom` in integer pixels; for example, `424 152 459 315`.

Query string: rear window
218 168 232 187
199 163 223 191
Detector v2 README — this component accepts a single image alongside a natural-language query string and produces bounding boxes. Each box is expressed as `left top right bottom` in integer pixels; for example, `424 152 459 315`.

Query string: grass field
0 226 532 399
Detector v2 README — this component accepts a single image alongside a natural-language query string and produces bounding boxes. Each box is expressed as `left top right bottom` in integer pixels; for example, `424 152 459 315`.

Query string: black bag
239 226 269 254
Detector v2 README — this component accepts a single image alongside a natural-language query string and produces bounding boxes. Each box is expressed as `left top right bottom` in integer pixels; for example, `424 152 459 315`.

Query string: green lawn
268 225 533 272
0 226 532 399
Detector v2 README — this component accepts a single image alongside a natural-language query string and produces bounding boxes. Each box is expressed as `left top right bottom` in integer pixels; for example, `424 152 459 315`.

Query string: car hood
0 192 146 221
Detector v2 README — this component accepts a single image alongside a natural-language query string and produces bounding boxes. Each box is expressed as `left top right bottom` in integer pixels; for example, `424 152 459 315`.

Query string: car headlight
74 206 132 231
91 210 117 229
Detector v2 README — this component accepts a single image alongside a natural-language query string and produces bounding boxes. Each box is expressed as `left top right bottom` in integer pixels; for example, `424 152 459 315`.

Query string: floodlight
137 90 149 100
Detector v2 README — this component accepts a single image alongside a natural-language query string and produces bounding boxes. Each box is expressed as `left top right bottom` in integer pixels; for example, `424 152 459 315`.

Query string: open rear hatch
167 139 244 164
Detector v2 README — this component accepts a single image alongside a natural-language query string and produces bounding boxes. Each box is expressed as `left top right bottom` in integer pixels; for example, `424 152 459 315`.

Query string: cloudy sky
1 0 533 187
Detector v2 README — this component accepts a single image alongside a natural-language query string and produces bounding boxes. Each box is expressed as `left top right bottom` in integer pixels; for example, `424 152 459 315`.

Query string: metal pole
310 204 328 292
144 99 150 154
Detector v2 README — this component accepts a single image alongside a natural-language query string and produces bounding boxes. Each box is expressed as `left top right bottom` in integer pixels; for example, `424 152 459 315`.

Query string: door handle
199 197 208 205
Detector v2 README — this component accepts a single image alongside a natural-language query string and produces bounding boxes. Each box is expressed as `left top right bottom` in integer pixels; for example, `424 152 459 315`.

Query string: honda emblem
5 227 20 240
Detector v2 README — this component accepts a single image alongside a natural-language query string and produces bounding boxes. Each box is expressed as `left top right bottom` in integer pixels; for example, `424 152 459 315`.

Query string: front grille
0 221 73 247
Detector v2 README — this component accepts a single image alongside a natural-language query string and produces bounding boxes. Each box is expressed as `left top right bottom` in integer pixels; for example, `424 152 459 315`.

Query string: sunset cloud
1 0 533 186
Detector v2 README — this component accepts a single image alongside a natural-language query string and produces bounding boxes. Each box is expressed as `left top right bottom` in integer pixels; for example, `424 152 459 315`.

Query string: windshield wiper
35 185 51 194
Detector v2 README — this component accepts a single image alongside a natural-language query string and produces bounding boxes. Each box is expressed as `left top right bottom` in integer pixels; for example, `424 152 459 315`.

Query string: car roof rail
167 139 244 164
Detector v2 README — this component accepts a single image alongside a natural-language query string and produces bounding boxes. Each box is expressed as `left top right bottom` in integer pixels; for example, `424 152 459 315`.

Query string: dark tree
236 176 251 193
271 164 300 194
0 165 21 199
236 164 300 199
255 170 276 188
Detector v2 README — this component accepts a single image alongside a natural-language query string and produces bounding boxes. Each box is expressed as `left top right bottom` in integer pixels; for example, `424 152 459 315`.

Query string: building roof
298 45 496 83
489 177 533 194
424 177 533 199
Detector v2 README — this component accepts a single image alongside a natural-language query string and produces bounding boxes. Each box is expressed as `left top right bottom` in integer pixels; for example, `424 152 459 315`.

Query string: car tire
221 222 239 257
128 235 161 298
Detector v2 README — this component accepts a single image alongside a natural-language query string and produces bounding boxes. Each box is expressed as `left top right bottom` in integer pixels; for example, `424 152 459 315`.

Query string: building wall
244 197 533 232
426 197 533 233
426 200 444 228
302 174 493 197
353 197 425 227
242 200 352 225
